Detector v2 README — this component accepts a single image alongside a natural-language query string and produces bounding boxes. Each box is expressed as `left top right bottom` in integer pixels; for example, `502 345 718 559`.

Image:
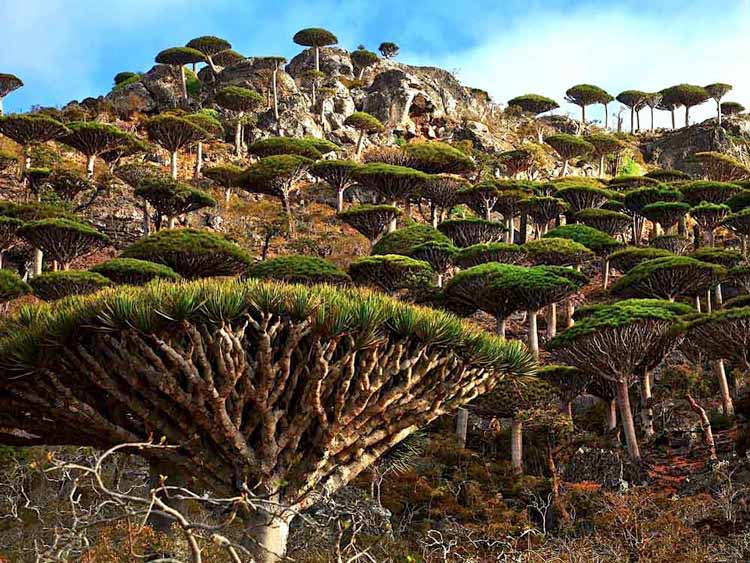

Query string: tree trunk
272 68 280 121
560 159 568 177
603 103 608 129
170 151 178 180
715 359 735 416
0 252 4 270
671 109 676 130
546 435 570 523
715 283 723 307
167 215 176 229
716 100 722 125
565 298 575 328
695 295 702 313
86 155 96 179
235 112 244 157
245 507 294 563
599 155 605 178
546 303 557 340
142 203 151 234
355 130 365 157
687 394 718 461
606 398 618 431
224 187 232 204
456 408 468 449
506 217 514 244
314 46 320 72
636 108 641 132
33 248 43 277
284 196 295 236
630 108 634 134
581 104 586 125
640 369 654 438
706 289 713 313
511 419 523 475
496 315 506 338
615 379 640 460
519 213 528 244
193 142 203 178
678 216 687 237
650 106 655 132
0 96 3 116
685 105 690 127
336 188 345 213
602 258 610 290
179 65 188 103
528 309 539 360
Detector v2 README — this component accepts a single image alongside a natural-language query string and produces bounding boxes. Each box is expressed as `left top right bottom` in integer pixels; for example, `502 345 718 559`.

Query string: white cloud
406 2 750 129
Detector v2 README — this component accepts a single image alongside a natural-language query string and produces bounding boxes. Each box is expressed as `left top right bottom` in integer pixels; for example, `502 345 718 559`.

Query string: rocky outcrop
106 65 183 116
643 117 750 175
287 47 354 79
563 447 645 490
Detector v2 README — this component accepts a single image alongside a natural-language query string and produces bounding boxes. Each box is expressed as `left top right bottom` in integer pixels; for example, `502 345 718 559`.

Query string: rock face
643 118 750 175
287 47 355 79
563 447 644 490
106 65 183 116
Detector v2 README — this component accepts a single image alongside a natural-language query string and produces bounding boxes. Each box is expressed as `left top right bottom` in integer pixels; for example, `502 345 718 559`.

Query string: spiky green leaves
522 237 594 266
694 152 750 183
645 169 691 183
344 112 384 133
585 133 627 157
681 306 750 363
378 42 399 58
246 255 350 285
29 271 111 301
556 185 611 213
545 134 593 160
575 208 631 236
349 254 433 292
59 122 132 158
640 201 691 229
474 376 560 418
121 228 253 278
155 47 206 66
407 241 458 274
438 219 506 247
19 219 108 267
610 256 725 300
543 224 621 254
565 84 613 108
624 186 682 214
144 115 208 153
236 154 312 199
679 180 741 206
338 204 402 243
351 48 379 70
371 225 449 256
203 164 243 188
292 28 338 47
721 102 745 116
214 86 265 113
616 90 648 109
608 176 660 191
311 159 361 192
666 84 710 110
454 243 525 268
523 196 567 227
507 94 559 115
353 163 427 203
186 36 232 57
248 137 322 159
723 208 750 236
402 141 475 174
90 258 180 285
0 115 68 146
0 270 30 302
609 247 673 274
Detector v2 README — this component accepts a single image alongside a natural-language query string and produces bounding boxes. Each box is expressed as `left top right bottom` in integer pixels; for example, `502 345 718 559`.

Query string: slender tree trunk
650 106 655 132
336 188 345 213
615 379 640 460
602 258 610 290
715 359 735 416
0 252 4 270
511 419 523 475
560 159 569 177
685 105 690 127
670 109 676 130
519 213 528 244
695 296 702 312
581 105 586 126
284 196 295 236
603 103 608 129
546 436 570 523
315 46 320 72
606 398 618 431
456 408 468 449
640 369 654 438
599 155 606 178
193 142 203 178
245 506 294 563
387 199 398 232
167 215 176 229
565 299 575 328
431 205 439 228
142 203 151 234
0 96 3 116
706 289 713 313
636 108 641 132
179 65 188 103
496 315 506 339
546 303 557 340
235 112 244 157
86 155 96 178
33 248 43 276
715 283 723 307
630 108 634 134
716 100 722 125
528 309 539 360
170 151 178 180
686 394 718 461
355 130 365 157
678 216 687 237
272 68 280 121
506 217 514 244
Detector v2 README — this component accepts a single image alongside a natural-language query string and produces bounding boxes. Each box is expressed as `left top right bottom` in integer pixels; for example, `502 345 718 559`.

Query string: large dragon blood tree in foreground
0 279 535 562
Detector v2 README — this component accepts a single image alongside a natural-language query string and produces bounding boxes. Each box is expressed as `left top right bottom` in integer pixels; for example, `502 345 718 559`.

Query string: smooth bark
456 408 468 449
615 379 640 460
528 309 539 360
546 303 557 340
511 419 523 475
715 359 735 416
639 369 654 438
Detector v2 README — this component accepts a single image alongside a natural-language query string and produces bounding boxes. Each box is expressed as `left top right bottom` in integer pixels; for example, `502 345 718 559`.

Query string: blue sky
1 0 749 127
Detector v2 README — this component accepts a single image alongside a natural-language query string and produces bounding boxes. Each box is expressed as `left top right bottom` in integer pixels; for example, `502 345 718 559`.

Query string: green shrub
0 270 31 301
246 255 350 285
349 254 433 292
248 137 323 159
454 242 526 268
543 224 621 254
610 256 725 300
90 258 181 285
29 270 111 301
371 225 450 256
522 237 593 266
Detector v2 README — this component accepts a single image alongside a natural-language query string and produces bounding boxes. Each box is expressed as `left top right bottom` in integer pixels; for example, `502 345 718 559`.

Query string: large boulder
106 65 182 116
286 47 355 79
212 58 300 100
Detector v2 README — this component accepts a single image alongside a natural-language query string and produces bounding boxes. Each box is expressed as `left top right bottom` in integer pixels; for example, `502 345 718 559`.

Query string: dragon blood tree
548 299 692 459
0 280 535 561
545 134 593 177
0 115 68 179
645 169 691 183
186 110 224 178
438 219 506 248
237 155 313 235
523 196 568 238
348 254 433 294
310 159 361 212
497 149 534 179
351 46 379 79
544 224 622 289
704 83 733 125
640 201 691 235
344 112 384 157
538 364 591 417
694 152 750 183
213 86 265 157
454 242 525 268
680 180 742 206
523 238 593 267
623 186 683 243
585 133 627 177
575 209 631 238
134 177 216 230
681 307 750 416
611 256 725 303
371 224 450 256
18 218 108 271
144 115 209 179
507 94 559 116
650 235 691 255
0 216 23 269
185 35 232 74
246 255 350 285
29 270 111 301
407 240 458 287
0 73 23 115
379 41 399 59
58 122 131 178
421 174 469 227
458 181 500 221
608 175 660 192
353 163 427 230
723 208 750 256
721 102 745 117
338 204 402 248
293 27 338 72
257 56 288 121
155 47 206 104
609 247 673 275
472 376 559 474
121 228 253 278
493 185 531 243
565 84 613 126
212 49 244 67
203 163 244 203
669 84 710 126
402 141 475 175
248 137 322 159
556 185 610 214
616 90 647 133
90 258 180 286
691 202 731 247
690 247 741 310
643 92 663 131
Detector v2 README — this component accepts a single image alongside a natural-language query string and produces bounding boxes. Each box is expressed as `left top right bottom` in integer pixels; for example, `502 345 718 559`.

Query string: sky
1 0 749 129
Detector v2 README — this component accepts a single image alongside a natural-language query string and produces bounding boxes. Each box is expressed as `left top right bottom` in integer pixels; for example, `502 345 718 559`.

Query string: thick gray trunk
528 309 539 359
170 151 178 180
606 398 618 430
565 299 575 328
193 141 203 178
337 188 345 213
716 359 735 416
456 408 469 449
272 68 280 121
640 370 654 438
511 419 523 474
235 113 244 157
180 66 188 103
246 508 293 563
33 248 43 276
546 303 557 339
602 258 610 290
616 379 640 460
496 315 506 339
86 155 96 178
